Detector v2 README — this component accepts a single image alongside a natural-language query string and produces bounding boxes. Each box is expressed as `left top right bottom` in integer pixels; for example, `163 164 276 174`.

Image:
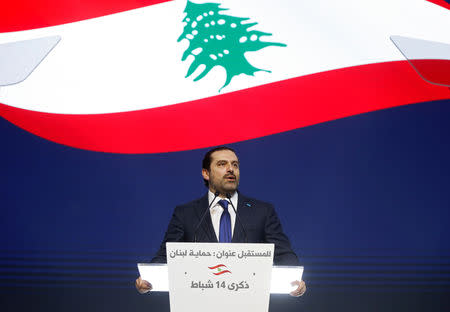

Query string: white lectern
138 242 304 312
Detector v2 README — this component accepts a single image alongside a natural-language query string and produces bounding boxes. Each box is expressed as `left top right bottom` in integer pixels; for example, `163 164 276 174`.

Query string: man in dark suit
136 147 306 296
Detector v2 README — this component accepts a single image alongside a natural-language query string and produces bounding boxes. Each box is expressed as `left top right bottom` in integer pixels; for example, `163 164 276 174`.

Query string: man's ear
202 169 209 181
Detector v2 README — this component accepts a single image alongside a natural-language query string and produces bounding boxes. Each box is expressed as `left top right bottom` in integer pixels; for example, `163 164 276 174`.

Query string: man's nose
226 163 234 172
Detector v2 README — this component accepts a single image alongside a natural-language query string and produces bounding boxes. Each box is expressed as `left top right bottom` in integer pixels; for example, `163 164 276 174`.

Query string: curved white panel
0 36 60 86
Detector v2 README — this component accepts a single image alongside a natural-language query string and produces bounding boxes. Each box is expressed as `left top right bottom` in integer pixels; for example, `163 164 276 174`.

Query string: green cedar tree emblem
178 0 287 92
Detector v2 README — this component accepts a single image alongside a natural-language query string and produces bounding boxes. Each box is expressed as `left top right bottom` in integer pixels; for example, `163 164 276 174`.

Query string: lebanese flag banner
208 264 231 275
0 0 449 153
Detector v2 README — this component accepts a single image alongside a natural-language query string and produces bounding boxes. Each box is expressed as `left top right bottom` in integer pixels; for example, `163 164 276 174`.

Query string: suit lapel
195 195 218 242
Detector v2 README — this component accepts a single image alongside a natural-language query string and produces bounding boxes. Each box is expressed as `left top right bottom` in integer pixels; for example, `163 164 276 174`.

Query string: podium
138 243 303 312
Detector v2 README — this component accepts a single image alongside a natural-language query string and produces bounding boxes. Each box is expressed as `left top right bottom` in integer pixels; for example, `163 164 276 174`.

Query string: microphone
226 193 249 243
193 191 220 242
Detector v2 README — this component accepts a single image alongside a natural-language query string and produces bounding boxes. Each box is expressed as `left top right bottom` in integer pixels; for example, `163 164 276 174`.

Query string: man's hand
289 280 306 297
135 276 152 294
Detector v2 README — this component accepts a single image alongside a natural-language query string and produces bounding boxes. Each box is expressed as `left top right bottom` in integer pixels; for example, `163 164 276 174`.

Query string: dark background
1 99 450 311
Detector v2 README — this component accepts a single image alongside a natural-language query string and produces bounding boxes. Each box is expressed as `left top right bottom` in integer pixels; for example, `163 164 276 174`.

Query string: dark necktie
218 199 231 243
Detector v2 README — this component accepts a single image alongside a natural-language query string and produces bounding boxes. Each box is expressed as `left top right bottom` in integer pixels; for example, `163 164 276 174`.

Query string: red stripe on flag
208 264 227 270
426 0 450 10
408 59 450 86
0 61 449 154
0 0 172 33
1 0 448 34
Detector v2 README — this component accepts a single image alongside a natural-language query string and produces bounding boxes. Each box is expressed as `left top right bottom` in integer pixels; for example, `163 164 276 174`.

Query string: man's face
202 150 240 196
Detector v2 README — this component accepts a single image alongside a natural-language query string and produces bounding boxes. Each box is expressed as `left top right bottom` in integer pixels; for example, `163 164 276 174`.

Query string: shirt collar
208 190 238 210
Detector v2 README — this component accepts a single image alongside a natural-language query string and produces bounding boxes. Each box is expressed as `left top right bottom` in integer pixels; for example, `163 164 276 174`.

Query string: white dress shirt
208 190 238 241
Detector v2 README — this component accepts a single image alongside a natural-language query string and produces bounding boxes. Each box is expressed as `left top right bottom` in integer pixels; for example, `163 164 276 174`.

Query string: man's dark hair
202 146 237 187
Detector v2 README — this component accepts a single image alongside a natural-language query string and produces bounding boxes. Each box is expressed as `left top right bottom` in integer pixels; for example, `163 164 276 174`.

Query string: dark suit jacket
151 193 299 265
